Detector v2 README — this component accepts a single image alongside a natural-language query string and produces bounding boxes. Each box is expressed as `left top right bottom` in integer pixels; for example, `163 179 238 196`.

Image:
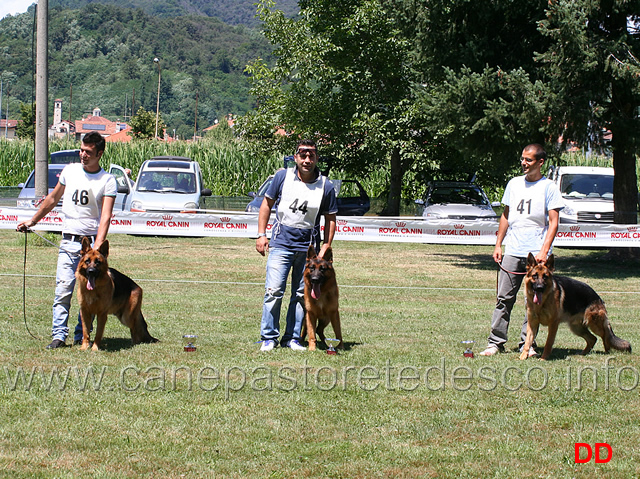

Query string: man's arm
94 196 115 249
255 197 275 256
493 206 509 264
318 213 336 258
16 183 65 232
535 208 560 263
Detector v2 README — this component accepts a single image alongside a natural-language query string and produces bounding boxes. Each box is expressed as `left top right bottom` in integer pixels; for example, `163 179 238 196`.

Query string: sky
0 0 35 20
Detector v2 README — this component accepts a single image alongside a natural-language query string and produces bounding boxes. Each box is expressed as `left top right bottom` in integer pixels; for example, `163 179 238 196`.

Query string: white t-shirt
502 175 564 257
59 163 117 235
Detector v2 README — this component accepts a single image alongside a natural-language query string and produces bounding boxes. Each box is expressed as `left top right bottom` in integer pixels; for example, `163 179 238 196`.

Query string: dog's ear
81 236 92 253
307 244 317 259
545 254 555 272
526 252 537 269
322 246 333 263
98 240 109 259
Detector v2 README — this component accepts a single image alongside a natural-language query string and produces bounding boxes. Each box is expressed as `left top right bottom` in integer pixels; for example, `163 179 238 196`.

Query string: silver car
125 156 212 213
416 181 499 221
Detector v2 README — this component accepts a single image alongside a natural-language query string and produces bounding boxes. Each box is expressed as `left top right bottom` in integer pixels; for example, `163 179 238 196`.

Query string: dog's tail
605 324 632 353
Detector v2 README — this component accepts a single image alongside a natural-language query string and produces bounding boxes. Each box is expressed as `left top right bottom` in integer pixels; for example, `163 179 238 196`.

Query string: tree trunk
607 78 640 259
381 147 403 216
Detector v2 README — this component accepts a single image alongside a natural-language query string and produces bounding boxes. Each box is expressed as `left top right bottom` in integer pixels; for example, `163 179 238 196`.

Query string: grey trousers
487 255 535 351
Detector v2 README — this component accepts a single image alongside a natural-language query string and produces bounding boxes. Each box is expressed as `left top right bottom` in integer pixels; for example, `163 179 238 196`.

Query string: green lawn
1 230 639 478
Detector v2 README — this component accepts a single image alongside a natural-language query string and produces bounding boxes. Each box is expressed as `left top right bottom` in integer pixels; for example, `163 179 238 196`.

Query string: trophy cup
325 338 340 355
183 334 197 352
462 340 475 358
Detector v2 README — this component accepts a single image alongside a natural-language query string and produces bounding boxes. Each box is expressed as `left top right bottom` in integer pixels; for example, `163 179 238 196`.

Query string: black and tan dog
520 252 631 360
303 244 343 351
75 236 158 351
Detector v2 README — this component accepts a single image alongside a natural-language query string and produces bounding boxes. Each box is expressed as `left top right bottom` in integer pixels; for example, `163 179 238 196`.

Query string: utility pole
34 0 49 199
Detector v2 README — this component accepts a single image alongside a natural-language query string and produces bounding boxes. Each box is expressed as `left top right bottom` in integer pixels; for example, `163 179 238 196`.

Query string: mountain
0 3 280 138
50 0 299 27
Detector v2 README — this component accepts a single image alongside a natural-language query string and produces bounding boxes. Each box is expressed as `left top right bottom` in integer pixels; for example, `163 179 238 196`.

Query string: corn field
1 138 637 199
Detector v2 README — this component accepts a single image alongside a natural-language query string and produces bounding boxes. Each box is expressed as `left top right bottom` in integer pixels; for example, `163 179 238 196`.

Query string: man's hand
256 236 269 256
493 245 503 264
16 219 35 233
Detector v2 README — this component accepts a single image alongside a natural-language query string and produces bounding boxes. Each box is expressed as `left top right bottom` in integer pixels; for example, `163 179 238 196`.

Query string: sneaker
286 339 307 351
479 345 500 356
260 340 276 352
46 339 66 350
73 339 83 346
527 347 539 358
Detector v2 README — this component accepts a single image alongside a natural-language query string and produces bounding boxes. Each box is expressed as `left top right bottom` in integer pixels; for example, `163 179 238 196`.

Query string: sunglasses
296 149 317 158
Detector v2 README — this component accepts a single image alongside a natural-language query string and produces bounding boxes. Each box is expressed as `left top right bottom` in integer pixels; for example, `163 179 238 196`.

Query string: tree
238 0 426 214
537 1 640 228
15 102 35 140
128 106 166 140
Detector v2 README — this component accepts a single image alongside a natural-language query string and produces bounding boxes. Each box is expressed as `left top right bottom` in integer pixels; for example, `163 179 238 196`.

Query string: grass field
1 230 639 478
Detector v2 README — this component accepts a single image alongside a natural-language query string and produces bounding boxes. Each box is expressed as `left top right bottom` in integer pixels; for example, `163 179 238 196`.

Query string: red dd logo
574 443 612 463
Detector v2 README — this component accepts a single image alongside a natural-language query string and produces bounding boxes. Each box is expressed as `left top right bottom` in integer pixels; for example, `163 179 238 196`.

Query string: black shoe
46 339 66 349
73 339 83 346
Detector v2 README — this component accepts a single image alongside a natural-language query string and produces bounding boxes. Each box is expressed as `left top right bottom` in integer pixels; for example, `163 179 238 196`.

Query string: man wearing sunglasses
256 139 338 352
479 143 564 357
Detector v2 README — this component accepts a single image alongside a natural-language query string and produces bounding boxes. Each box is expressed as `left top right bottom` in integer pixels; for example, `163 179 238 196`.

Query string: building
74 107 127 141
49 99 75 139
0 119 18 139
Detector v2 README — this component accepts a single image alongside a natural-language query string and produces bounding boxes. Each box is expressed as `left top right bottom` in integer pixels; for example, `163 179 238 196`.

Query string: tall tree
128 106 166 140
15 103 35 140
238 0 425 214
537 0 640 227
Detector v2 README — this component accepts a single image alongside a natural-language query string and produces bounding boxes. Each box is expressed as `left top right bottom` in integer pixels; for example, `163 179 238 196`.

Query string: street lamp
154 57 161 139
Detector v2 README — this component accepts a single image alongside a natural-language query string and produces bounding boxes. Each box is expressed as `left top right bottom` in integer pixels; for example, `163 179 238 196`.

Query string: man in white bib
255 139 338 352
17 132 117 349
479 144 564 357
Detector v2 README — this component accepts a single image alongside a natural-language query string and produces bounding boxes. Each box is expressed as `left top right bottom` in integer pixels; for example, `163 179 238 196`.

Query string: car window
138 172 196 192
25 169 62 189
560 174 614 198
430 186 488 206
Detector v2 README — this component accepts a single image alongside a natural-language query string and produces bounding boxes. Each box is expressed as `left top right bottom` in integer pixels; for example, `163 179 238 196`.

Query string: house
74 107 128 141
49 99 75 139
0 119 18 139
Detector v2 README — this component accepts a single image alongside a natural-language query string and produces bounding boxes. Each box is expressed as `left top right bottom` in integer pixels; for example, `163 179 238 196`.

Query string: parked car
246 173 370 216
17 164 67 208
17 150 81 207
415 181 500 221
548 166 614 223
124 156 212 213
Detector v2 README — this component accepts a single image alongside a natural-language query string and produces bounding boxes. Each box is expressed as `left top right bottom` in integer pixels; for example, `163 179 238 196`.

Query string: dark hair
82 131 106 154
524 143 546 162
297 139 317 151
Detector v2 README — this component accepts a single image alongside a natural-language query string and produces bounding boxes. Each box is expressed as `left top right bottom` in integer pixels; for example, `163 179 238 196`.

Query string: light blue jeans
52 239 88 342
260 248 306 345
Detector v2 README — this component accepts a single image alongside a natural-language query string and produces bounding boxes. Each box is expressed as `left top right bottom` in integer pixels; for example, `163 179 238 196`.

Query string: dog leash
495 261 527 296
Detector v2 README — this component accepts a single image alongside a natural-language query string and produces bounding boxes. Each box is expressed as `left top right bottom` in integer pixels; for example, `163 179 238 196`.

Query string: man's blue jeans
260 247 306 345
52 238 89 342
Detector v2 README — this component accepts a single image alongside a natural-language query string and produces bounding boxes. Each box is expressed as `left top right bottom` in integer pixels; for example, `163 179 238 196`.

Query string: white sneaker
479 345 500 356
527 347 539 358
260 340 276 352
287 339 306 351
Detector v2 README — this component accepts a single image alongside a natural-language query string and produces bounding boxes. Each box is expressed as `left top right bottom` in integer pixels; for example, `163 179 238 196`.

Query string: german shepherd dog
75 237 158 351
520 253 631 360
303 244 343 351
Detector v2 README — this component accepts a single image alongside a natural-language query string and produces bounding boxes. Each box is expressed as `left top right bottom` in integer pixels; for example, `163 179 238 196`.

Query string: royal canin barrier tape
1 207 639 247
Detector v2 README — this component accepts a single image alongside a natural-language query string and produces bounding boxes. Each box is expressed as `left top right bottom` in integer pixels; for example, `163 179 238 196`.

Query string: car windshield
428 186 488 206
25 169 62 189
560 174 614 199
137 172 196 193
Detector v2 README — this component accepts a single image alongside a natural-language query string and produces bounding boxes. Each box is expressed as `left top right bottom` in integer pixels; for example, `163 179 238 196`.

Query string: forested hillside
0 3 276 138
50 0 299 26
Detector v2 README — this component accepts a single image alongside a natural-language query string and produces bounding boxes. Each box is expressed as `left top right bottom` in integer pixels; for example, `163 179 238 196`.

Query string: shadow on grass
432 250 640 280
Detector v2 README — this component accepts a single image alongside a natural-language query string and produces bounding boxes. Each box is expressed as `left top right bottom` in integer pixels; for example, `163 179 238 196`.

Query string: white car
415 181 499 222
548 166 614 223
115 156 212 214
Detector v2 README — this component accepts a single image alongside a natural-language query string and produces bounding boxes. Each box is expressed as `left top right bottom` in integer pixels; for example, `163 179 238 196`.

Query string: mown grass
1 230 640 477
